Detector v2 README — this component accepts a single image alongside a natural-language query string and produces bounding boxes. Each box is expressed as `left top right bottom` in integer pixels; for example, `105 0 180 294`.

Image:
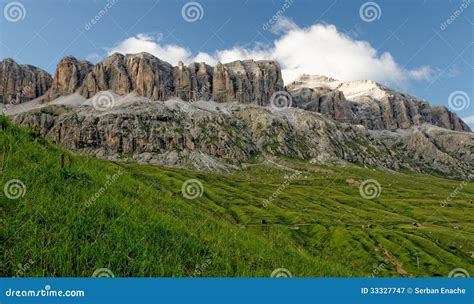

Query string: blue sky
1 0 473 127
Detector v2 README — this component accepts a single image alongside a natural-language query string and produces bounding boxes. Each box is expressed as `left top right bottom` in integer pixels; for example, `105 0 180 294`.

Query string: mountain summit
0 58 52 104
47 52 284 106
288 74 470 132
1 54 472 177
1 54 469 132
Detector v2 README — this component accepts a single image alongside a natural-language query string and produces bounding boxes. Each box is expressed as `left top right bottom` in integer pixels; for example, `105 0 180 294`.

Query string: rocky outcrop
48 56 93 100
2 55 471 178
288 75 471 132
46 52 284 105
291 87 353 122
79 53 175 100
7 54 468 133
0 58 52 104
430 106 470 132
9 97 473 177
216 60 284 105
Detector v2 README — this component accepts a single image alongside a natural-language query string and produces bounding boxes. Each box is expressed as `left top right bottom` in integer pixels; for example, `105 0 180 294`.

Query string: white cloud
106 33 193 65
408 66 433 81
193 52 217 65
106 18 433 86
269 16 299 35
85 53 101 64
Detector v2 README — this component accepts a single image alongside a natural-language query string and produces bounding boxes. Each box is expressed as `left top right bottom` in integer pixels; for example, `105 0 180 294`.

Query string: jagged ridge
0 58 52 104
1 54 472 177
288 75 471 132
0 54 470 132
48 52 284 106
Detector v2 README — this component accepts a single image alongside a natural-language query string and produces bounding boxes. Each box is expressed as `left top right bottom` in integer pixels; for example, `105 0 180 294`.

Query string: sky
0 0 473 127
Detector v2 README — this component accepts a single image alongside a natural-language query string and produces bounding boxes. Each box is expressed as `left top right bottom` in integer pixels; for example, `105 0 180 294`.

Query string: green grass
1 115 473 277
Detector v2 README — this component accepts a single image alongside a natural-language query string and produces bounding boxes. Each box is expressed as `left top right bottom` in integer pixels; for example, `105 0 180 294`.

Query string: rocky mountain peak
1 56 472 177
0 58 52 104
2 58 16 64
288 74 471 132
107 52 126 60
288 74 341 90
48 56 93 99
45 52 284 105
0 54 470 133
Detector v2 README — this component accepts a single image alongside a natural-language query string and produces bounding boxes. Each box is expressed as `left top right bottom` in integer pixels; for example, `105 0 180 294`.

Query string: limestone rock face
430 106 470 132
174 61 192 101
24 54 468 132
78 53 175 100
188 62 213 101
4 55 472 177
48 56 93 99
219 60 284 105
288 75 471 132
11 99 473 177
45 52 284 106
173 61 214 102
291 87 353 122
212 62 232 103
0 58 52 104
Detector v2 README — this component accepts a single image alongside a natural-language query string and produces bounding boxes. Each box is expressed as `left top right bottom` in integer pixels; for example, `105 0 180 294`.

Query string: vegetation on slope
1 115 473 277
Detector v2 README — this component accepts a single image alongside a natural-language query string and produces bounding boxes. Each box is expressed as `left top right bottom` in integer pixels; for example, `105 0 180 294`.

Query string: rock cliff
288 75 470 132
48 56 93 99
10 96 473 177
1 54 472 177
48 53 284 105
4 55 468 133
0 58 52 104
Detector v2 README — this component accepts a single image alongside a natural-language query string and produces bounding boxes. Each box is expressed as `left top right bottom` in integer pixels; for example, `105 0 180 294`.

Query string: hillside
1 115 473 277
9 94 474 177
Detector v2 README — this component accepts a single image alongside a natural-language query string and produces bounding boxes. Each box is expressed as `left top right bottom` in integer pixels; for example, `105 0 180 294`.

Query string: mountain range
0 53 472 177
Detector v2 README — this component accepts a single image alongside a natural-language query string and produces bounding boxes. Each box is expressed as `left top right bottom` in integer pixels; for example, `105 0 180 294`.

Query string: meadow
1 115 473 277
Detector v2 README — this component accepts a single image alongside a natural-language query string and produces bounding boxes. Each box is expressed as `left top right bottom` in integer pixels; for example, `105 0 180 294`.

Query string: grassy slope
1 116 473 277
